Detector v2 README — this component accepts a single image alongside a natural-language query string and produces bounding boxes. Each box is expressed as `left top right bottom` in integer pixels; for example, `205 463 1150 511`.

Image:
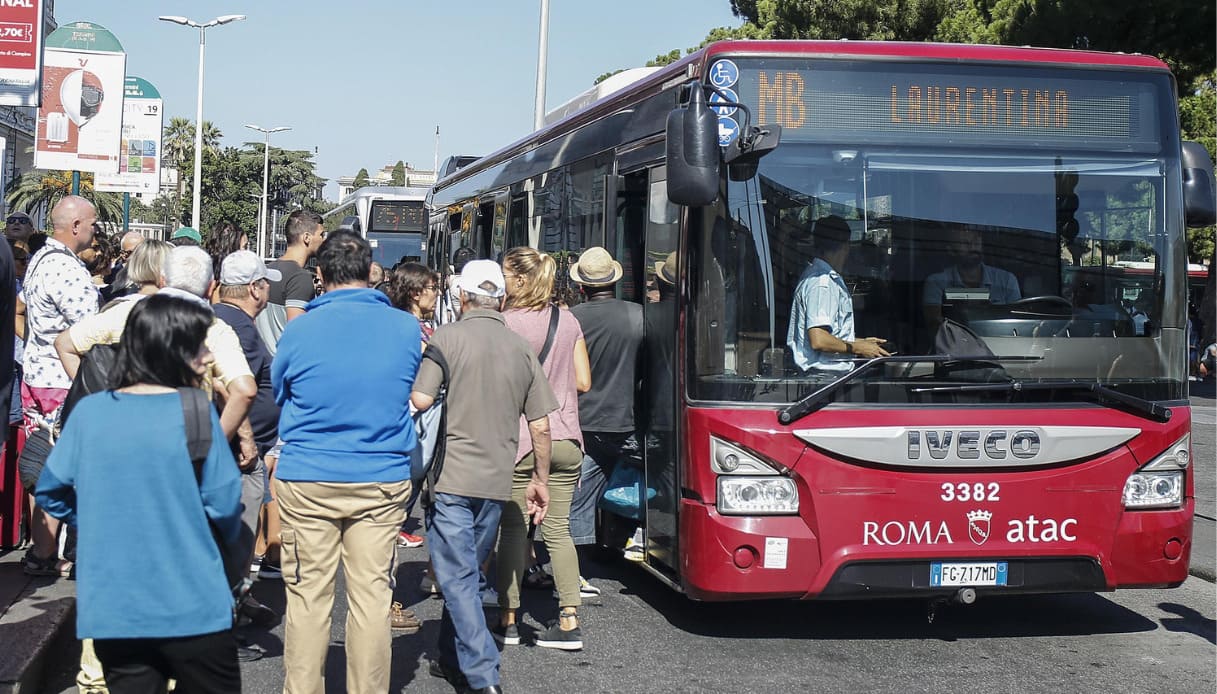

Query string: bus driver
922 224 1021 329
787 215 890 374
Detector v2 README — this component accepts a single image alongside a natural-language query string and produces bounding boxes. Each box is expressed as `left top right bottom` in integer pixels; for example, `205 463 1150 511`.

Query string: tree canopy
391 161 406 186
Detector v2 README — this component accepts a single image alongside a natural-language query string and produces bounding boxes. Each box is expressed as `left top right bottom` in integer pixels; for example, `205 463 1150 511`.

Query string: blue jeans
570 432 640 545
426 493 504 690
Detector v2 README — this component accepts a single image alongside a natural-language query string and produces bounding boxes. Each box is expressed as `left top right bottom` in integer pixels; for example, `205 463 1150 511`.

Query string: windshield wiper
910 381 1170 423
776 355 1039 425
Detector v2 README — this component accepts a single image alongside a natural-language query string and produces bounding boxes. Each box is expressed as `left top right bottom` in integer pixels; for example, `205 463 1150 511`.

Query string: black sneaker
491 623 520 646
428 660 467 689
238 595 278 627
535 622 583 651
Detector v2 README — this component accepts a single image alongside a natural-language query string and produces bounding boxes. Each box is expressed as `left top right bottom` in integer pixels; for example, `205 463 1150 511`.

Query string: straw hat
654 251 677 286
569 246 623 287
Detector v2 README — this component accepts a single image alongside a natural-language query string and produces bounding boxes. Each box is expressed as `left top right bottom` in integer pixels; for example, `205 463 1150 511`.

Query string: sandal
22 550 72 577
522 564 555 590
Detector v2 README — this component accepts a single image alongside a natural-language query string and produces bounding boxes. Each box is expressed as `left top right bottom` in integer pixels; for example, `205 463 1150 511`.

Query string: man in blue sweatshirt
271 230 421 694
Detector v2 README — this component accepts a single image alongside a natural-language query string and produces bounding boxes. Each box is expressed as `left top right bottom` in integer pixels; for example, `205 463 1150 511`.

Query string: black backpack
59 296 140 426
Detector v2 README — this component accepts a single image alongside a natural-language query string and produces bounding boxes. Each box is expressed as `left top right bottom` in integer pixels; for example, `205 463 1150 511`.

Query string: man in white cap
411 259 556 694
213 250 284 643
567 247 645 565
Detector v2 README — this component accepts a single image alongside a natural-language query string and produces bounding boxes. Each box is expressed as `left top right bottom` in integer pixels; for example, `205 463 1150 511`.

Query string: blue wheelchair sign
708 60 739 89
709 88 738 117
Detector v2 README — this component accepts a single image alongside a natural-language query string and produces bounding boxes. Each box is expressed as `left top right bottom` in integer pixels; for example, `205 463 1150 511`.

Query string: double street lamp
245 124 291 259
158 14 246 230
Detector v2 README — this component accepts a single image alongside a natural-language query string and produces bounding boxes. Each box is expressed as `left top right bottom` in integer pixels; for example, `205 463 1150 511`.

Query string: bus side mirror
1182 141 1216 228
338 215 361 234
666 84 719 207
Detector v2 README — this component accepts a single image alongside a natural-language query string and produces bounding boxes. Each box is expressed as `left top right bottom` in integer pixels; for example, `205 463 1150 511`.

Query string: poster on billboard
33 22 125 174
95 77 162 194
0 0 45 107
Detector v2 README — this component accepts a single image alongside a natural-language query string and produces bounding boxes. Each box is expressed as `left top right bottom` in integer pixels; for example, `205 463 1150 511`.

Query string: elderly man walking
19 196 99 577
412 259 556 694
272 231 421 694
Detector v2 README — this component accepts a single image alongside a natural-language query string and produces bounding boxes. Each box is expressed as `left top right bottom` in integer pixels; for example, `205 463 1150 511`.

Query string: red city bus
426 40 1216 602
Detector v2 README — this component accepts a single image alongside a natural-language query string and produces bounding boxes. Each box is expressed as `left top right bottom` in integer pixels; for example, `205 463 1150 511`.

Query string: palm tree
5 170 124 226
163 117 224 212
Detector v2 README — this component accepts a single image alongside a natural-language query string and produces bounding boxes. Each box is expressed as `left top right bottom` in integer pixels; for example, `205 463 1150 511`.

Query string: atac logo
967 509 992 546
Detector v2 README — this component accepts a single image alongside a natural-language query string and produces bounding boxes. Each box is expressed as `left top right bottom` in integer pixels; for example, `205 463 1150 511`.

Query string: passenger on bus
787 215 889 374
921 224 1021 329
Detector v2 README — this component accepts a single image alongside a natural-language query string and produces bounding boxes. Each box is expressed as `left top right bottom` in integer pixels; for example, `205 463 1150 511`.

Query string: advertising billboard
0 0 45 107
96 77 162 194
34 22 125 174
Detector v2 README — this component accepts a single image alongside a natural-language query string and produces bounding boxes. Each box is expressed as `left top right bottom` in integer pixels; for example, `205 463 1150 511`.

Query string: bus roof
433 39 1173 193
700 40 1171 71
328 185 428 218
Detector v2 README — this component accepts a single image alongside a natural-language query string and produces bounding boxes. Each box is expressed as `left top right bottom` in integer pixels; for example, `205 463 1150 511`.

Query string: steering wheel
1009 295 1073 312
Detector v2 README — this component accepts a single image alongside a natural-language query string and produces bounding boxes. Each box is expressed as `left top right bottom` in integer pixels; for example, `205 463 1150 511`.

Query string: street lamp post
533 0 550 131
245 124 290 258
158 14 246 230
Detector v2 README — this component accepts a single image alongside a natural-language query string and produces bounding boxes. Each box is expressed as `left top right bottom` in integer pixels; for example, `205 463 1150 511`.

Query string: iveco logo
793 425 1140 469
907 430 1040 461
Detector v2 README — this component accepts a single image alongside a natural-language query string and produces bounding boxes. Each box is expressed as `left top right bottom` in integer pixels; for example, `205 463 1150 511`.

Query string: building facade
336 162 436 202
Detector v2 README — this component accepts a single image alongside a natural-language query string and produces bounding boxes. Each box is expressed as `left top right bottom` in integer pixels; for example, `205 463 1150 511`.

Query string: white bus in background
323 186 429 267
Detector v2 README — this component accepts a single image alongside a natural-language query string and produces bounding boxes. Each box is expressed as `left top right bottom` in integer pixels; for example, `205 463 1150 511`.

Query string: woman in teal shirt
36 294 243 693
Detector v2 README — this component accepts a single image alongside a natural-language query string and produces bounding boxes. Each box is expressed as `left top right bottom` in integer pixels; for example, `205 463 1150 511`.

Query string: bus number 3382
941 483 1001 502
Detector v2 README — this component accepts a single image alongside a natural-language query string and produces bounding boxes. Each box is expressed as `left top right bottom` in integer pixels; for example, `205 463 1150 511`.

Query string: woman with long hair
35 295 244 693
205 222 248 301
386 261 440 342
495 246 591 650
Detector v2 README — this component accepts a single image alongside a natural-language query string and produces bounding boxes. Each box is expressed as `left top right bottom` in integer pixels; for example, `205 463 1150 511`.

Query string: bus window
611 170 648 303
476 200 494 259
507 194 527 252
492 198 508 257
566 155 611 253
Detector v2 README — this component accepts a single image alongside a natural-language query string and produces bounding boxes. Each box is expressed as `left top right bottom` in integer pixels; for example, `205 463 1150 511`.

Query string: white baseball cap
220 250 282 285
459 259 506 298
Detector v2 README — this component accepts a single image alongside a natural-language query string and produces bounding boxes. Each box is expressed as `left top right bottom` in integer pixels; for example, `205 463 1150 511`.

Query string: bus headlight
1122 471 1182 509
1123 434 1189 509
717 477 799 515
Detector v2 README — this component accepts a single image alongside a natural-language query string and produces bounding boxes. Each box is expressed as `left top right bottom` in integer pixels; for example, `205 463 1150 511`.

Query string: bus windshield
689 144 1188 406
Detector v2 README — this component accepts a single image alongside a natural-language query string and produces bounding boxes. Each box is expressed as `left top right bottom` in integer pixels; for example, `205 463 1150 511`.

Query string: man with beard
922 224 1021 330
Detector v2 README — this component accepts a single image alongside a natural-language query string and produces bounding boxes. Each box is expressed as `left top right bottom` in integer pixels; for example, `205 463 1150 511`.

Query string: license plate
930 561 1009 587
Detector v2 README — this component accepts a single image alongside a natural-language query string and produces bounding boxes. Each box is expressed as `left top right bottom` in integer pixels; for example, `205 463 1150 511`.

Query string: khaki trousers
274 479 410 694
497 440 584 610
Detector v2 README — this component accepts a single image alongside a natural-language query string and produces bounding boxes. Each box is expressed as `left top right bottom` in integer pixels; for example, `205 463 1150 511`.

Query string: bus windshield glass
689 61 1185 406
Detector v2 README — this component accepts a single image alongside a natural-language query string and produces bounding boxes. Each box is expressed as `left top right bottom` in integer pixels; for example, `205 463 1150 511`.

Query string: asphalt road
184 554 1216 694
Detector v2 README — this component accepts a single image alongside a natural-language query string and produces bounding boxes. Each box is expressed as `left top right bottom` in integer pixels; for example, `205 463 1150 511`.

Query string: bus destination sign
369 201 426 233
733 60 1164 151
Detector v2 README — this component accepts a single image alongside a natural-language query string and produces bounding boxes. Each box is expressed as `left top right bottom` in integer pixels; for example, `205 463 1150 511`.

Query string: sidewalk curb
0 554 76 694
1189 565 1216 583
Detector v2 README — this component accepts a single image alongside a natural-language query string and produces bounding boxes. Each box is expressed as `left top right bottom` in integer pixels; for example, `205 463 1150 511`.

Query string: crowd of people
3 198 650 694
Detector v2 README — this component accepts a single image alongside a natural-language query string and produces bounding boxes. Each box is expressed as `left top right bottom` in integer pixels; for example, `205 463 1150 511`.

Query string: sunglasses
6 216 29 225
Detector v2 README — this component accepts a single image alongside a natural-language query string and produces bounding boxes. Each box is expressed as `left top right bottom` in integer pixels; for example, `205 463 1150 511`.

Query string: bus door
639 165 681 576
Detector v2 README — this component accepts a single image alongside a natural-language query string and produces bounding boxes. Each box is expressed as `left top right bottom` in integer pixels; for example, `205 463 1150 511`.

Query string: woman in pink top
497 247 591 650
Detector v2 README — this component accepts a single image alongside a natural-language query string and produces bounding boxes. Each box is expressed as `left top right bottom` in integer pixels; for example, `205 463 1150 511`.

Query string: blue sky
56 1 742 200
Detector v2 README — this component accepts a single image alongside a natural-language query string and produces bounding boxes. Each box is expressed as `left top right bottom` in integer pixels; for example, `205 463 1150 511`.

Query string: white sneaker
623 537 644 562
553 576 602 600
